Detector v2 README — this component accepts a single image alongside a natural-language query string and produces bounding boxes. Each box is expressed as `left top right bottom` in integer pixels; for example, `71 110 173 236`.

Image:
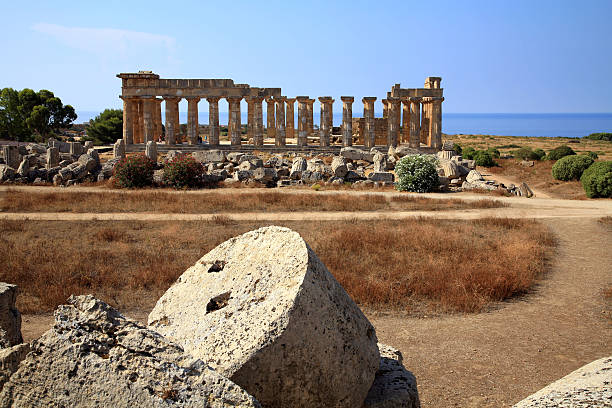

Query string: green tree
85 109 123 145
0 88 29 141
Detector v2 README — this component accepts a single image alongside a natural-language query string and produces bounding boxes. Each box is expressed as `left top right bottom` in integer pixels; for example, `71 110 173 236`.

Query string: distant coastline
75 111 612 138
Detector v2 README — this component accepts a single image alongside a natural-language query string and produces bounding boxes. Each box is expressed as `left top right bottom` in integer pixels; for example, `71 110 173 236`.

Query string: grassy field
0 189 507 213
0 217 554 315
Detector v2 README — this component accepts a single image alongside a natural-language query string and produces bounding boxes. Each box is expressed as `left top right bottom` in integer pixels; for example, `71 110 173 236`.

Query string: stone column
121 97 133 145
142 97 155 144
275 97 286 147
387 97 401 147
266 97 276 141
318 97 333 147
46 146 59 169
285 98 296 142
206 97 221 146
381 99 389 119
187 97 200 145
134 99 143 143
409 97 421 148
154 98 163 142
227 96 243 146
246 98 254 142
164 97 180 145
362 97 376 148
341 96 354 147
430 97 443 149
420 98 431 145
247 96 264 146
296 96 308 146
401 98 410 144
306 99 315 136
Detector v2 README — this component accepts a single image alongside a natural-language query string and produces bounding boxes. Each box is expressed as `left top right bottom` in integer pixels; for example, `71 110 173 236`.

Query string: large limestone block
331 155 349 178
0 295 260 408
148 226 380 408
0 343 30 390
363 344 420 408
145 141 157 163
0 284 22 348
512 356 612 407
192 150 226 164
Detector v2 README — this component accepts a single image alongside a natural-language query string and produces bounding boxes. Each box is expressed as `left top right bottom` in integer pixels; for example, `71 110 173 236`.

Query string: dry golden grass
0 189 506 213
0 217 554 315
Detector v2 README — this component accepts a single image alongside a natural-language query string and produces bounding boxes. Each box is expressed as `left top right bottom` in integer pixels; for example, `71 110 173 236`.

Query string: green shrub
533 148 546 160
496 144 521 149
584 132 612 141
551 155 594 181
462 147 476 160
474 150 496 167
585 151 599 160
580 161 612 198
395 155 439 193
514 147 541 161
162 154 205 188
486 147 501 158
452 143 462 155
113 154 154 188
546 145 576 161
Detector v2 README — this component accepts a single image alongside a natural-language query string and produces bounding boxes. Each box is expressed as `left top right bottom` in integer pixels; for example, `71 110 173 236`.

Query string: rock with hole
0 295 260 407
148 226 380 408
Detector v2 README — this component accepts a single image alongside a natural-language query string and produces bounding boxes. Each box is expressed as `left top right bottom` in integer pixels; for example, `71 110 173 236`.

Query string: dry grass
0 189 507 213
0 217 554 315
599 216 612 226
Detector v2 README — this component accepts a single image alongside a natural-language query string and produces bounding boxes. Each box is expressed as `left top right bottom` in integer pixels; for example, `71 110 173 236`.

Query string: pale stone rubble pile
0 226 421 407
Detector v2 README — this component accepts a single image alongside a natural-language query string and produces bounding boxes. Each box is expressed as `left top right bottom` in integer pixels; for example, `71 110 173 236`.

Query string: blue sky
1 0 611 114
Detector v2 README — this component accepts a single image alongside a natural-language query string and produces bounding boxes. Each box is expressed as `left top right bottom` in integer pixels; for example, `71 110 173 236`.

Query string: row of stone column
122 95 443 149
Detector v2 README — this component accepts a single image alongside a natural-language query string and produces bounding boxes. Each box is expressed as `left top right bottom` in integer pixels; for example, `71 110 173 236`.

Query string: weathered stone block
46 147 59 169
113 139 125 159
0 343 30 390
368 172 394 183
0 284 22 348
331 156 348 178
148 226 380 408
1 146 20 169
0 295 260 407
145 141 157 163
192 150 226 164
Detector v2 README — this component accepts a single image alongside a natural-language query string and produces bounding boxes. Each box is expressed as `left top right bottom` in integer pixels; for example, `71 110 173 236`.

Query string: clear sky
1 0 611 114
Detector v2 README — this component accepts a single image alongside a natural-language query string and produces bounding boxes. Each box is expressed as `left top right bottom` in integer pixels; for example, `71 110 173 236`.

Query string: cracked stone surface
0 295 260 408
148 226 380 408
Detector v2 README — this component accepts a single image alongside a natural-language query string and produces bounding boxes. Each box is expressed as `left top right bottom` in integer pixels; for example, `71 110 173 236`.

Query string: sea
75 112 612 139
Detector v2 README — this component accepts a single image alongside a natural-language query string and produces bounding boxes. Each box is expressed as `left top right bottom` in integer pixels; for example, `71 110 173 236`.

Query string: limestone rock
466 170 483 183
512 356 612 407
68 141 83 156
363 344 421 408
0 284 22 348
148 226 380 408
16 159 28 178
519 182 534 198
46 147 59 169
252 167 277 184
0 166 15 182
395 146 420 157
0 295 260 408
368 172 394 183
145 141 157 163
113 139 125 159
0 343 30 390
77 154 97 172
331 156 349 178
192 150 226 164
87 148 100 167
439 160 461 179
373 153 388 172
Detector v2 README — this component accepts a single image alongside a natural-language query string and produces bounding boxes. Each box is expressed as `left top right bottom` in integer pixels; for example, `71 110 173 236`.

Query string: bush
474 151 496 167
452 143 462 155
395 155 439 193
580 161 612 198
496 144 521 149
533 148 546 160
546 145 576 161
112 154 154 188
162 154 205 189
584 132 612 141
462 147 476 160
515 147 542 161
486 147 500 158
585 151 599 160
551 155 594 181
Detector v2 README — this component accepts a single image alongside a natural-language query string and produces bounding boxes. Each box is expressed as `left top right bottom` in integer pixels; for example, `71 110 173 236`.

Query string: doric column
401 98 410 144
246 98 254 142
142 97 155 144
318 97 333 147
246 96 264 146
206 96 220 146
164 97 180 145
227 96 242 146
362 97 376 148
306 99 315 136
135 100 143 143
154 98 163 142
296 96 309 146
420 97 431 145
121 97 134 145
429 97 444 149
387 97 401 147
285 98 296 141
341 96 354 147
275 97 286 146
187 97 200 145
381 98 389 119
409 97 421 148
265 97 276 141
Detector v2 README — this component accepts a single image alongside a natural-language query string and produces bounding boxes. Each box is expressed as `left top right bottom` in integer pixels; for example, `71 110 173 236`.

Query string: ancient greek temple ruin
117 71 444 150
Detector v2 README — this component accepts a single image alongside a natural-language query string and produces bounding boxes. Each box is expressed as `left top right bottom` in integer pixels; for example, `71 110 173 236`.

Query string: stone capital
285 98 297 103
306 99 316 104
296 96 309 102
362 97 377 102
409 97 423 103
341 96 354 103
186 97 201 103
318 96 333 103
163 97 182 103
226 96 242 104
276 96 287 103
206 96 221 103
265 97 275 103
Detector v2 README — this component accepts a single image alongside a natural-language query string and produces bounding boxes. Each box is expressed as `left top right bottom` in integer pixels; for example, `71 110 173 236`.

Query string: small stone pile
0 227 421 407
0 140 108 186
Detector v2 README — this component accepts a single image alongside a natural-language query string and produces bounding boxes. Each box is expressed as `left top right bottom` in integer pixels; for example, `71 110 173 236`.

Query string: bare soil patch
0 189 506 213
0 218 552 315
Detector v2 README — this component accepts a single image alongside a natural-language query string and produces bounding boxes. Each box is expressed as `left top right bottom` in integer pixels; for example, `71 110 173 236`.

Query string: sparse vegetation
0 190 507 213
551 155 594 181
0 218 554 314
474 150 496 167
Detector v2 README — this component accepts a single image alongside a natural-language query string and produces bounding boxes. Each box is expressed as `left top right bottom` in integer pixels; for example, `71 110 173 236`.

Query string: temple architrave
117 71 444 150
